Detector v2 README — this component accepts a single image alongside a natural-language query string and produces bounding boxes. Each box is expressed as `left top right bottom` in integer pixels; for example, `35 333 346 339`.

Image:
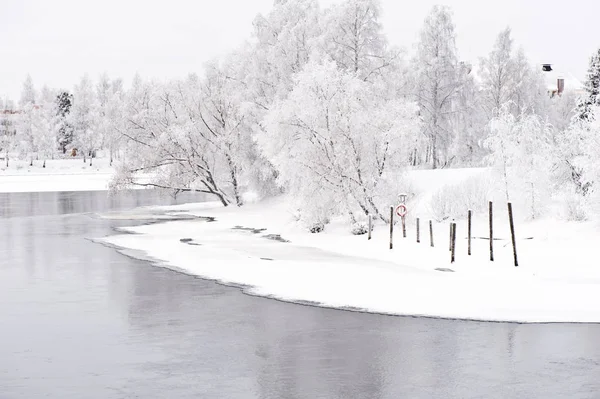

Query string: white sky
1 0 599 101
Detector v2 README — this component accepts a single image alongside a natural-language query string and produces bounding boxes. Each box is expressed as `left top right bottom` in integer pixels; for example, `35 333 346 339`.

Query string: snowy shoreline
97 196 600 324
0 158 152 193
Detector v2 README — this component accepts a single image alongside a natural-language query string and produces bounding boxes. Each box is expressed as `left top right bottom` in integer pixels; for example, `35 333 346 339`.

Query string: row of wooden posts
367 201 519 266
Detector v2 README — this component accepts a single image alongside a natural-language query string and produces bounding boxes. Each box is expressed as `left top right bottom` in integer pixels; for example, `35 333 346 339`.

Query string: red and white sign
395 204 407 217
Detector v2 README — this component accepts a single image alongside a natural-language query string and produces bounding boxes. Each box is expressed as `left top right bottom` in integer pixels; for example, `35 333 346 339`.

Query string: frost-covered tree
261 60 421 226
479 28 515 119
114 70 257 206
480 29 549 120
413 6 465 169
512 48 550 117
575 48 600 121
35 86 59 167
485 108 552 218
96 74 124 165
320 0 397 82
565 107 600 195
549 89 578 133
19 75 36 108
248 0 322 107
70 75 99 165
450 63 486 165
16 76 38 165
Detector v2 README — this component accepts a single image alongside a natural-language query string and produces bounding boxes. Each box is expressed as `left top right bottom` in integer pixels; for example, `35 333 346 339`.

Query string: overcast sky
1 0 598 102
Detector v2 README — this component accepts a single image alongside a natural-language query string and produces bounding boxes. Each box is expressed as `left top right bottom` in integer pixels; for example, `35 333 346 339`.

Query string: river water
0 190 599 398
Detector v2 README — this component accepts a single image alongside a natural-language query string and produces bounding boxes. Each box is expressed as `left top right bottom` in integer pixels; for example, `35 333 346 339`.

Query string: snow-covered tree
575 48 600 121
114 70 258 206
249 0 322 106
35 86 59 167
70 75 99 165
512 48 550 117
261 60 421 226
450 64 486 165
413 6 466 169
19 75 36 108
16 76 39 165
320 0 396 81
479 27 515 119
549 89 578 133
96 74 124 165
485 107 552 218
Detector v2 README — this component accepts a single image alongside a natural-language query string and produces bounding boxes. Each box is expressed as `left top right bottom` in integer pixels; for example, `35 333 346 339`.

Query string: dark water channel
0 191 599 398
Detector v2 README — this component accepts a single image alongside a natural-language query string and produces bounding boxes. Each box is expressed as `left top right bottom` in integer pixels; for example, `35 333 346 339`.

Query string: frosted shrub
351 222 368 235
564 196 588 221
309 222 326 234
429 175 491 221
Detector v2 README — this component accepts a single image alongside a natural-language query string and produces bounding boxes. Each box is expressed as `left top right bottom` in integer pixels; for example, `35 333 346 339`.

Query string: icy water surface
1 190 600 398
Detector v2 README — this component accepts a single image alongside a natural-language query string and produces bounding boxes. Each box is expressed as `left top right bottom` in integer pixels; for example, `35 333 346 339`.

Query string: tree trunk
225 153 242 206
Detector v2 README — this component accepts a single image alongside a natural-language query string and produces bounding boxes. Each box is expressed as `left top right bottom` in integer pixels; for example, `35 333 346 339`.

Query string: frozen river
1 190 599 398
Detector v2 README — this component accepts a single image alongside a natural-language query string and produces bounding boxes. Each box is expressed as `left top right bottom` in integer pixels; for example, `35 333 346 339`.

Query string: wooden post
468 209 472 256
508 202 518 267
368 215 372 240
449 222 453 251
429 220 434 247
402 216 406 238
489 201 494 262
416 218 420 243
389 206 394 250
451 222 457 263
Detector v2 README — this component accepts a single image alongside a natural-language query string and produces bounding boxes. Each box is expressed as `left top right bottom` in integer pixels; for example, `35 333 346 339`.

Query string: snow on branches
261 60 421 226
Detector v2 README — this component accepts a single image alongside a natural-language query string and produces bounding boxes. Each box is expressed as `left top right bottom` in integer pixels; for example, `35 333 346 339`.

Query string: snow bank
0 158 149 193
99 192 600 323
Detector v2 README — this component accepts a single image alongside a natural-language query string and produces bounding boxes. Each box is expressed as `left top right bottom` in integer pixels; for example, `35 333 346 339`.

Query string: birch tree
70 75 99 165
320 0 397 82
413 6 465 169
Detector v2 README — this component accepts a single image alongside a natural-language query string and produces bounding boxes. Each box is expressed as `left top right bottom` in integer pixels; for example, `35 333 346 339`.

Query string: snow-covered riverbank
98 190 600 324
0 158 153 193
0 158 115 192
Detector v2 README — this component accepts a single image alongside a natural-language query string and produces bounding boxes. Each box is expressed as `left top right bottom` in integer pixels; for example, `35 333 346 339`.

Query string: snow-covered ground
98 168 600 324
0 158 153 193
0 158 115 192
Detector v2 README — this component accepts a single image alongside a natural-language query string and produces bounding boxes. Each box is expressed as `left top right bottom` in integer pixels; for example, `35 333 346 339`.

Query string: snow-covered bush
309 222 326 234
351 222 368 235
428 175 491 221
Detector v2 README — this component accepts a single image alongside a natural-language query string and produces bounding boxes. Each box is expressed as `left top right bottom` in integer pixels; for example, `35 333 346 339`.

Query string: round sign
396 204 407 217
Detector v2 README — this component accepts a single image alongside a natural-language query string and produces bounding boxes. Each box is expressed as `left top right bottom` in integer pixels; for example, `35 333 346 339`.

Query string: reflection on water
0 190 599 399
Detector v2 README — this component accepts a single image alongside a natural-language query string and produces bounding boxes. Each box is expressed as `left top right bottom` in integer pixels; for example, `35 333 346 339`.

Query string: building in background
542 64 585 97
